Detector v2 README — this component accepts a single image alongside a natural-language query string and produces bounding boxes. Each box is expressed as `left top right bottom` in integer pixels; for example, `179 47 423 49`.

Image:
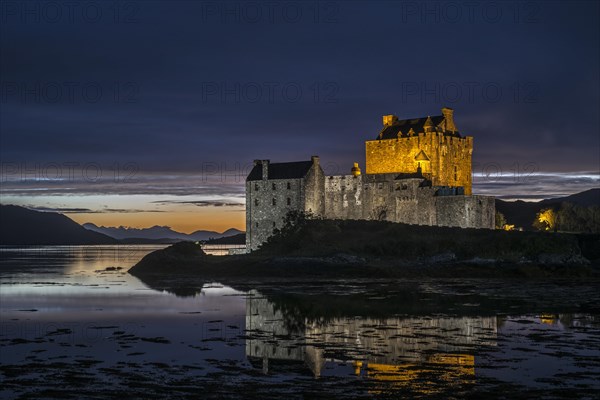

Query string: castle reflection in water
245 290 497 391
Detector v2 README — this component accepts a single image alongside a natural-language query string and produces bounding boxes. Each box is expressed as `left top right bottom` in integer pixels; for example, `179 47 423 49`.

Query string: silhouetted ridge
0 205 117 245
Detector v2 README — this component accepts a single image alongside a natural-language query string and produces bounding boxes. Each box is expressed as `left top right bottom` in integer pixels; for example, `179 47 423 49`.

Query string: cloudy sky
1 0 598 232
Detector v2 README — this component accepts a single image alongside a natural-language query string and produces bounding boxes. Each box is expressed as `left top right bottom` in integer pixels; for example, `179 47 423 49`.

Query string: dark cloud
1 0 598 201
20 205 165 214
151 200 245 207
22 206 98 213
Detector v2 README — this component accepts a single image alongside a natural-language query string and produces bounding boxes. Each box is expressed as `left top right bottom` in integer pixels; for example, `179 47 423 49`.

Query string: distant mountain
82 223 188 241
539 188 600 207
0 205 117 245
496 188 600 230
83 223 244 242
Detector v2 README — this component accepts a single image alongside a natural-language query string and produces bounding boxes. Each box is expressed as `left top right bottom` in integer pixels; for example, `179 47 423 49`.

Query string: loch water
1 245 599 399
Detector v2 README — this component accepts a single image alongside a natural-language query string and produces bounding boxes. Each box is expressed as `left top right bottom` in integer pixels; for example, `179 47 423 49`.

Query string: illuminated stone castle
246 108 494 251
366 107 473 195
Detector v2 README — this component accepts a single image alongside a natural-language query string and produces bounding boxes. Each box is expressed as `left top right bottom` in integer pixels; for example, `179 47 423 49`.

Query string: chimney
382 115 398 127
441 107 456 132
261 159 269 180
311 155 320 166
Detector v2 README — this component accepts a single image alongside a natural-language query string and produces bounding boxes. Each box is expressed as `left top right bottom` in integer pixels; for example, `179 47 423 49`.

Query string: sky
1 0 599 233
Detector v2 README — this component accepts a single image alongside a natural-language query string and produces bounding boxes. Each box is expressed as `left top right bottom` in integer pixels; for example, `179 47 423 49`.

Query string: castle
245 108 495 251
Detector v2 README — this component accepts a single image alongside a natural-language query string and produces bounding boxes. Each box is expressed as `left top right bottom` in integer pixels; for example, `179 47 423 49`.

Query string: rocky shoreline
129 220 600 280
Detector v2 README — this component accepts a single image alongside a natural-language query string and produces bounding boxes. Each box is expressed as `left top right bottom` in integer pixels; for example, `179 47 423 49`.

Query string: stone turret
423 116 435 133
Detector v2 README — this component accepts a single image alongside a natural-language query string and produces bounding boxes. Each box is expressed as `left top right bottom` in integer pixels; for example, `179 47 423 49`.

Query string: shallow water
1 245 599 399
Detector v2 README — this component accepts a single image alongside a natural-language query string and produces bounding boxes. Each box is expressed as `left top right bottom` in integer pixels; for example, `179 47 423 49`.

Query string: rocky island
129 218 600 281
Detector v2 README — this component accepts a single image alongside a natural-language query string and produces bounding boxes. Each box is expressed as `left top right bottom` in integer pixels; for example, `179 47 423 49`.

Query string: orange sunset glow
67 208 245 234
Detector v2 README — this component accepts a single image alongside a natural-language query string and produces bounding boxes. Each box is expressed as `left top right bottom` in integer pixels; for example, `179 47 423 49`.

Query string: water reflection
1 246 600 398
245 290 497 394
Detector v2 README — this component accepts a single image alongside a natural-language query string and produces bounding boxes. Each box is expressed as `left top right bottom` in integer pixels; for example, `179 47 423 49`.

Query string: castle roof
247 160 314 181
377 115 460 140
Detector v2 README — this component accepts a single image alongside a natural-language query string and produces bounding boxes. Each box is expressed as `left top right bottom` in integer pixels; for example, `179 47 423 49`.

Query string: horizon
2 186 598 234
1 1 598 232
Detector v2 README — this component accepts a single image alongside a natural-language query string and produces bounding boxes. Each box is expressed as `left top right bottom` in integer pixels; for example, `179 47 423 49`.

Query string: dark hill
496 188 600 230
204 233 246 245
0 205 117 245
539 188 600 207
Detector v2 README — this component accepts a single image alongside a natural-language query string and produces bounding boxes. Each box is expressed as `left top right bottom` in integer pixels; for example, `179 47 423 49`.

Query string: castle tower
364 107 473 194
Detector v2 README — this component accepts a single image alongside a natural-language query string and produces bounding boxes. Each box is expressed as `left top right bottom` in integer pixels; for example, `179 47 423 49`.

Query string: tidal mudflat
1 246 599 399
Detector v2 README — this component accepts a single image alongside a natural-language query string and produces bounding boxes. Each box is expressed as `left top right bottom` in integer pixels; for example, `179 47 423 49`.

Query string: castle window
272 182 276 190
402 184 408 190
287 182 291 190
254 183 259 191
272 198 276 206
273 221 276 228
255 222 258 228
254 199 259 206
287 197 291 206
454 166 458 181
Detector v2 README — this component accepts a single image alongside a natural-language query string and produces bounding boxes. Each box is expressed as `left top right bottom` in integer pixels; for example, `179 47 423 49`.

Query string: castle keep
246 108 494 251
366 108 473 195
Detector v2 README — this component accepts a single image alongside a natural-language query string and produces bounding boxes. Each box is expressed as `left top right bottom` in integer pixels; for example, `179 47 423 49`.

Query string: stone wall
323 174 494 229
303 157 326 216
245 159 325 251
247 162 493 251
245 177 304 251
365 133 473 194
